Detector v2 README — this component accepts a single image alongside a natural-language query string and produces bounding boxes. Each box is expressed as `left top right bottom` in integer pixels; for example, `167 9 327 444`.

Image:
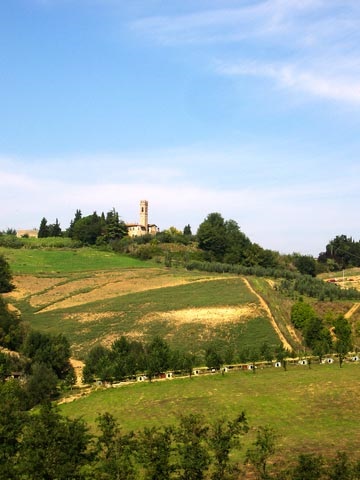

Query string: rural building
16 229 38 238
126 200 159 237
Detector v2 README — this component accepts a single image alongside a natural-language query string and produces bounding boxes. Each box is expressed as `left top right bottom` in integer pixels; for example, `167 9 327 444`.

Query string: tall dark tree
196 212 273 267
223 219 251 265
48 218 62 237
0 296 24 350
67 209 82 238
95 412 136 480
245 425 276 480
303 317 332 353
205 345 223 370
146 336 170 379
208 412 248 480
22 331 72 379
103 208 127 242
175 414 210 480
138 426 174 480
72 211 103 244
318 234 360 269
197 213 227 261
0 380 28 479
38 217 49 238
183 224 192 236
333 315 352 367
0 254 14 293
25 362 59 406
17 403 90 479
294 254 317 277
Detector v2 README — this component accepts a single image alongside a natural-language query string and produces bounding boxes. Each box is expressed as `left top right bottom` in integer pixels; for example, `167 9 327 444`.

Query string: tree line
82 333 299 383
318 234 360 270
38 208 128 246
3 207 360 277
83 336 195 383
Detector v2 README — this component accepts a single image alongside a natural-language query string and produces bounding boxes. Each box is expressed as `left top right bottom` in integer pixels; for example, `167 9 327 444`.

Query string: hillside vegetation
3 246 360 361
1 243 360 478
3 247 281 359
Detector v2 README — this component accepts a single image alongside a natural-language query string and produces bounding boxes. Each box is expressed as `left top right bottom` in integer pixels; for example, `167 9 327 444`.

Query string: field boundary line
241 277 293 351
345 302 360 319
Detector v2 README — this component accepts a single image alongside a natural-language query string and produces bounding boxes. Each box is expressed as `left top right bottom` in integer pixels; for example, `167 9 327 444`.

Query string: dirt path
241 277 293 351
345 303 360 319
70 358 85 387
285 322 302 345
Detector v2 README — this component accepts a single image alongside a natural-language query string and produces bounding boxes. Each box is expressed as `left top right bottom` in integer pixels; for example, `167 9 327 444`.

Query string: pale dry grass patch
140 304 261 327
5 275 67 300
33 271 235 313
63 311 123 324
36 270 192 312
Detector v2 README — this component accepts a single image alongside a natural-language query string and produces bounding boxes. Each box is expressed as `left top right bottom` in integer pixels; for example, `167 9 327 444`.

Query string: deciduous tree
245 425 276 480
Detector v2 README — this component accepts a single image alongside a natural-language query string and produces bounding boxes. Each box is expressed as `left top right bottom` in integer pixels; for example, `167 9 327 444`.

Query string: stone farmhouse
16 229 39 238
126 200 159 237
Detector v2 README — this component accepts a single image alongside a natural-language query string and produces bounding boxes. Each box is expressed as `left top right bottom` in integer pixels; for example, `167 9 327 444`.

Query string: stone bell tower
139 200 149 231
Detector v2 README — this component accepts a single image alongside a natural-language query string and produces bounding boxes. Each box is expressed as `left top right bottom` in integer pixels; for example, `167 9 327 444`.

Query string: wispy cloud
131 0 327 45
216 60 360 104
1 152 359 254
131 0 360 105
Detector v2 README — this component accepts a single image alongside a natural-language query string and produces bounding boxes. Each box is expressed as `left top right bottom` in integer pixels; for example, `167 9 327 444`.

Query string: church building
126 200 159 237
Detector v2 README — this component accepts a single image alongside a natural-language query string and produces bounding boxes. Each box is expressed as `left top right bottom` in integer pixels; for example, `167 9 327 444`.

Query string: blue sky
1 0 359 255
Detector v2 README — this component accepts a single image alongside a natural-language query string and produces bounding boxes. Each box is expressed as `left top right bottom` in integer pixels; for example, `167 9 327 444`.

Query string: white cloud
216 60 360 104
1 152 359 255
131 0 360 105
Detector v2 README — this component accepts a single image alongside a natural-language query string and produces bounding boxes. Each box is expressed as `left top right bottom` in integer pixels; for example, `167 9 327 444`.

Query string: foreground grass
61 362 360 458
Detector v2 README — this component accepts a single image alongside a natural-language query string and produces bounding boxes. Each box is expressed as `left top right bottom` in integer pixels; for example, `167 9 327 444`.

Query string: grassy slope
4 247 360 356
61 363 360 459
3 247 280 359
3 247 360 459
27 277 279 358
0 246 151 274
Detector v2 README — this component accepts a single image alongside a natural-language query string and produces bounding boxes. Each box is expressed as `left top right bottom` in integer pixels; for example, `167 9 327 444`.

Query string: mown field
2 247 283 359
61 362 360 461
3 247 360 358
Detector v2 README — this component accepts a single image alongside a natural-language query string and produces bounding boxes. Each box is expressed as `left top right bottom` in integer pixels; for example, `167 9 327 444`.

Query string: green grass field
2 247 282 359
0 246 151 274
60 362 360 460
4 246 360 359
28 277 278 358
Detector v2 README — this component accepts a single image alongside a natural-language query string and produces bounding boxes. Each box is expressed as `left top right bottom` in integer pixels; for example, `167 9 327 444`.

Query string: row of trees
39 208 128 245
83 333 296 383
278 275 360 301
1 393 359 480
83 336 196 383
8 208 360 276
